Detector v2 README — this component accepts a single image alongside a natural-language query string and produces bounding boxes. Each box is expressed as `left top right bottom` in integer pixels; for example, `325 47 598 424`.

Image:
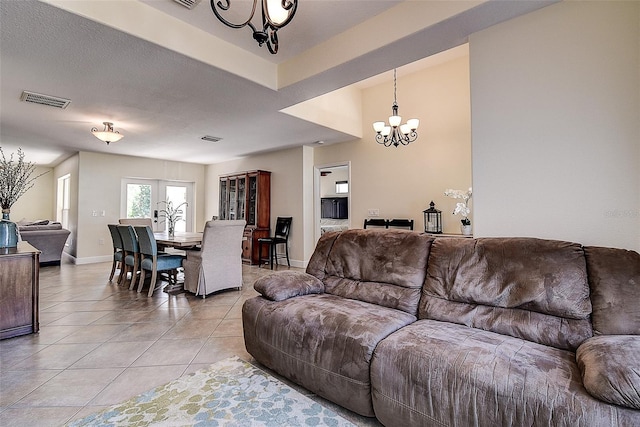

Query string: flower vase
461 224 472 236
2 209 10 220
168 224 175 238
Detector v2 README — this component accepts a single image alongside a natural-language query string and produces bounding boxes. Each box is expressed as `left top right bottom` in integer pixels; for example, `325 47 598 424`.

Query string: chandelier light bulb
373 121 386 133
90 122 123 145
407 118 420 130
389 115 402 127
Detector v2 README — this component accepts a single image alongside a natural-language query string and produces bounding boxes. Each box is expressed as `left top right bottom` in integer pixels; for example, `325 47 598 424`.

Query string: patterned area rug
67 357 355 426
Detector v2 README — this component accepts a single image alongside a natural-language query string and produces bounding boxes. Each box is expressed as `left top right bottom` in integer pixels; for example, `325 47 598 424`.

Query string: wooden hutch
219 170 271 264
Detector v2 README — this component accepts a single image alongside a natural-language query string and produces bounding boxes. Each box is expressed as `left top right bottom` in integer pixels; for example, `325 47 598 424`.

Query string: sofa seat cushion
371 320 640 427
420 237 593 351
577 335 640 409
242 293 417 417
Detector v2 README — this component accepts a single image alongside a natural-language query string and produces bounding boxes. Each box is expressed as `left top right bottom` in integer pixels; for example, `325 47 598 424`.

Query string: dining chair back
183 220 246 297
117 225 141 290
134 226 185 297
363 218 388 229
107 224 124 282
119 218 153 227
258 217 292 269
387 219 414 230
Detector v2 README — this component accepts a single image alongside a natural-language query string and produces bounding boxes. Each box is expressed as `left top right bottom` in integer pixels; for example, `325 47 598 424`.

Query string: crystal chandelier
91 122 123 145
210 0 298 54
373 69 419 147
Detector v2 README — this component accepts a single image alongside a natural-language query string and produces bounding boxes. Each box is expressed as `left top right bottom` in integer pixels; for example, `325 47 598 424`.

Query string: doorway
314 162 351 243
121 178 194 232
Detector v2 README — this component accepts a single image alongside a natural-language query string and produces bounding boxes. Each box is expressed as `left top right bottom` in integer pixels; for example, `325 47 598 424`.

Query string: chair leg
285 242 290 267
270 243 274 270
130 257 139 291
137 269 146 293
148 270 158 297
109 259 117 281
120 264 130 287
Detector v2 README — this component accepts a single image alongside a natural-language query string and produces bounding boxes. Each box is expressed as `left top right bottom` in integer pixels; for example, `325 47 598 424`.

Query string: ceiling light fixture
91 122 124 145
210 0 298 54
373 69 419 148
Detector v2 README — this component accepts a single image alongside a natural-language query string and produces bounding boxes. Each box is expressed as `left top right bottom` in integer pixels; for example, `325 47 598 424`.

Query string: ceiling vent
201 135 222 143
20 90 71 109
172 0 201 10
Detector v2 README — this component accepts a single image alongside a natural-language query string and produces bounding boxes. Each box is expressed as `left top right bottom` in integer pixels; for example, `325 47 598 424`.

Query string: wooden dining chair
134 226 185 297
363 218 388 229
258 217 292 270
107 224 124 282
117 225 142 290
387 219 414 230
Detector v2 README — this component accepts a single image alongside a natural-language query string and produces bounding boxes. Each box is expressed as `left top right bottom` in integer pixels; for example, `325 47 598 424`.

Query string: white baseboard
73 255 112 265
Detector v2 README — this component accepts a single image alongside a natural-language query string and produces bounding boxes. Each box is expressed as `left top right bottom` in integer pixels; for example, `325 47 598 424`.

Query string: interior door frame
314 161 351 244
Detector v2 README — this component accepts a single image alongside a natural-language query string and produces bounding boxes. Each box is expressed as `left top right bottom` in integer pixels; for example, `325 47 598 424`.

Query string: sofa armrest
576 335 640 409
254 271 324 301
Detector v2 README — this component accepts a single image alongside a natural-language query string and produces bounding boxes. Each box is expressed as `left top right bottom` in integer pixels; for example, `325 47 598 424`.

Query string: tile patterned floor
0 261 380 426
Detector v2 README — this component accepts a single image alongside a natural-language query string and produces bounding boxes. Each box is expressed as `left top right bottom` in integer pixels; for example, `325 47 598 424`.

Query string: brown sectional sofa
243 229 640 426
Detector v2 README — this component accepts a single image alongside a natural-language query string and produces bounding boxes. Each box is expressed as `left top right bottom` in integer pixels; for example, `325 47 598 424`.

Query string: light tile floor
0 261 380 426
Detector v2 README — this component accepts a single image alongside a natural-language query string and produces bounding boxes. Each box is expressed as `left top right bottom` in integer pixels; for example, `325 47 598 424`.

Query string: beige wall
73 152 205 264
206 147 306 266
470 1 640 251
315 56 472 235
8 165 54 222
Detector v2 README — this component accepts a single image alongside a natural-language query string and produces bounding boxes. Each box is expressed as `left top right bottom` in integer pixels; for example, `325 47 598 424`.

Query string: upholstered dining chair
107 224 124 282
119 218 153 227
258 217 292 270
182 220 245 298
117 225 142 290
134 226 185 297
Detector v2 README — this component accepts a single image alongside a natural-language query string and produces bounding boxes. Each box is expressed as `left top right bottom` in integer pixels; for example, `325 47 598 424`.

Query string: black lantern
423 201 442 234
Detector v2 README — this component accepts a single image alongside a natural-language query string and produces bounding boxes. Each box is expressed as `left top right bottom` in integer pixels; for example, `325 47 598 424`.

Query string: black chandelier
373 69 420 148
210 0 298 54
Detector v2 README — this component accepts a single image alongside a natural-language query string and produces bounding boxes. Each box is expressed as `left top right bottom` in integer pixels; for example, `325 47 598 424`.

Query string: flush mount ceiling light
373 69 420 148
210 0 298 54
91 122 124 145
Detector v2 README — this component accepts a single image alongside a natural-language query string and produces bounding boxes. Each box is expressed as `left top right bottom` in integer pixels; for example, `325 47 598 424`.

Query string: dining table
153 231 203 249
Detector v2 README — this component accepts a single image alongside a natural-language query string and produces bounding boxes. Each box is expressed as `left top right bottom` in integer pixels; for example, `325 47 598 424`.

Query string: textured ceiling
0 0 556 167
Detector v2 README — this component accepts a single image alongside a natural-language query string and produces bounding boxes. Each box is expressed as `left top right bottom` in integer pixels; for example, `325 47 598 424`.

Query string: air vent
172 0 201 9
20 90 71 109
201 135 222 143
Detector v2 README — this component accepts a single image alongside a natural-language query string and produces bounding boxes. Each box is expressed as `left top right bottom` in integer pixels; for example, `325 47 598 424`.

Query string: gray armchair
183 220 246 298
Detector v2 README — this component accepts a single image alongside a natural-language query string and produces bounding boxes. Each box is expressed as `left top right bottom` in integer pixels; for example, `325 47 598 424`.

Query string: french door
121 179 194 232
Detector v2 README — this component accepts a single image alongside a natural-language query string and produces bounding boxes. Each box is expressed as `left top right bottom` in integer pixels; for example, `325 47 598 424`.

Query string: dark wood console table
0 242 40 340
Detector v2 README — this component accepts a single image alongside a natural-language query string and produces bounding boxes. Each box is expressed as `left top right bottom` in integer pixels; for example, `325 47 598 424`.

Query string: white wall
470 1 640 251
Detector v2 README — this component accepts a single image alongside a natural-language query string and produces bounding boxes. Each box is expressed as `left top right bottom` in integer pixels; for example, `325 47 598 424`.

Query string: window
335 180 348 194
57 174 70 232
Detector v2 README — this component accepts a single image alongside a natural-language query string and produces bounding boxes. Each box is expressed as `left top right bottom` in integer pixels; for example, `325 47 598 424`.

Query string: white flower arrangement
157 200 187 236
444 187 472 226
0 147 49 218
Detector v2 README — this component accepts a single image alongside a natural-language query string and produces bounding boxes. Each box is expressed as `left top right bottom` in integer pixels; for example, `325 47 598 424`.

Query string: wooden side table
0 242 40 340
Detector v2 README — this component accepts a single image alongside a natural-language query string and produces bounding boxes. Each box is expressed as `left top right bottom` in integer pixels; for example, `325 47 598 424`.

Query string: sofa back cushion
306 229 433 315
584 246 640 335
419 238 593 351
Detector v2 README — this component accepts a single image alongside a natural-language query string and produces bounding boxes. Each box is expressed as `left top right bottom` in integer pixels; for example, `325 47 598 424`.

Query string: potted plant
0 147 48 221
157 200 187 237
444 187 473 235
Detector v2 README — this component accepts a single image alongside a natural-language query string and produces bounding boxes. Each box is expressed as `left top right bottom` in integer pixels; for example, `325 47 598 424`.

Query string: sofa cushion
584 246 640 335
371 320 640 427
254 271 324 301
577 335 640 409
308 229 432 315
419 237 593 350
243 293 416 417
